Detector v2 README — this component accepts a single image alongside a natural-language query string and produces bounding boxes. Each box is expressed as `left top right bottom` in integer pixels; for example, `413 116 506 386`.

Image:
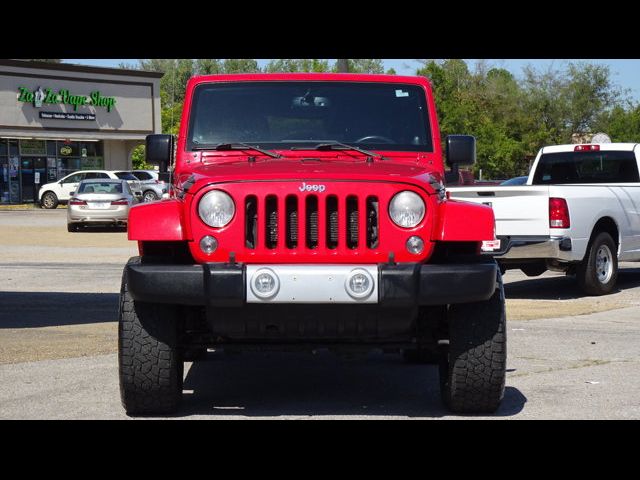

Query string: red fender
128 199 188 241
433 200 495 241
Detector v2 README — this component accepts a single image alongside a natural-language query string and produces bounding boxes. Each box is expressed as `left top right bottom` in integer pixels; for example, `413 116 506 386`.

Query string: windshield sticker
395 89 409 97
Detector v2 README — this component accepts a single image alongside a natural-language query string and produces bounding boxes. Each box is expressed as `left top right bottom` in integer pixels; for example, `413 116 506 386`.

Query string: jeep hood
176 156 443 196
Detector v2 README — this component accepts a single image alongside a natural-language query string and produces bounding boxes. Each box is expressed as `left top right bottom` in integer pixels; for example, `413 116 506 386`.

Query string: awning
0 129 150 141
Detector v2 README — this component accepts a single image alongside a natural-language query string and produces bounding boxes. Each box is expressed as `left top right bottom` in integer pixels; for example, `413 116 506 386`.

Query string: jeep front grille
245 193 379 251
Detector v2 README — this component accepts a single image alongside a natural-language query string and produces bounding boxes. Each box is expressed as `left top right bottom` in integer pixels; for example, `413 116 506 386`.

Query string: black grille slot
326 195 339 249
367 196 379 249
245 196 258 249
265 195 278 249
306 195 318 249
346 195 359 249
286 196 298 249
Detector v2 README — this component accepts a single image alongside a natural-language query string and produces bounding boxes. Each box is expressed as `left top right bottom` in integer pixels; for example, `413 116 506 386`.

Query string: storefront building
0 60 162 203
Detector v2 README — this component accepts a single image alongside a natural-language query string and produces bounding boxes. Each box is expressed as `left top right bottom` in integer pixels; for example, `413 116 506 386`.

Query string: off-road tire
119 261 183 415
577 231 617 296
41 191 59 209
403 347 439 364
439 270 506 413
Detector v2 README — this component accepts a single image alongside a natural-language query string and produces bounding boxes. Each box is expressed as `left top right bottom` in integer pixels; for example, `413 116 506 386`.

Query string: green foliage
130 144 148 170
417 59 634 179
332 59 385 73
265 59 330 73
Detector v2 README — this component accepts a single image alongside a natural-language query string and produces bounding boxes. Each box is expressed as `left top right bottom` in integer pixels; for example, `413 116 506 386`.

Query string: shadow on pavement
504 267 640 300
178 350 526 418
0 291 119 328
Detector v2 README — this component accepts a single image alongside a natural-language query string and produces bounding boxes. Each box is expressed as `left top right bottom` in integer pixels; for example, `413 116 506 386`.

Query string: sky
64 58 640 102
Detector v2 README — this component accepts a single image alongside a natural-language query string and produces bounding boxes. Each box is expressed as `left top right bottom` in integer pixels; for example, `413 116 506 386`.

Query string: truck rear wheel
439 271 506 413
577 231 617 296
118 264 183 415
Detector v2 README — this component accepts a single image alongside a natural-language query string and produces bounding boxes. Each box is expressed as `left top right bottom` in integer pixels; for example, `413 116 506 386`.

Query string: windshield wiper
192 142 281 158
292 142 388 160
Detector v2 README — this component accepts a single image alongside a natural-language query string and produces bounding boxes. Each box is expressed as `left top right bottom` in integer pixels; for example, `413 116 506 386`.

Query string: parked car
67 179 137 232
131 169 169 202
449 143 640 295
499 176 528 186
39 170 142 209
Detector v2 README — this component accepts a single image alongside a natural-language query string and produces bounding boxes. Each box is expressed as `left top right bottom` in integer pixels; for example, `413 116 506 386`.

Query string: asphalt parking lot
1 208 639 419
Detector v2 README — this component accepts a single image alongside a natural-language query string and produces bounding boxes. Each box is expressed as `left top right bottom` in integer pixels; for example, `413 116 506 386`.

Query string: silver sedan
67 179 138 232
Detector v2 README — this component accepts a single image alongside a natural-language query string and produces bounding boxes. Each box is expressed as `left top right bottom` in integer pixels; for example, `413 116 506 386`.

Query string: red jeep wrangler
119 74 506 415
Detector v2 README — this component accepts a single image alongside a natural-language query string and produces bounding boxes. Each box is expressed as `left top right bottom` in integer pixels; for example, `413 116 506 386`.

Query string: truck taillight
574 144 600 152
69 198 86 205
549 198 570 228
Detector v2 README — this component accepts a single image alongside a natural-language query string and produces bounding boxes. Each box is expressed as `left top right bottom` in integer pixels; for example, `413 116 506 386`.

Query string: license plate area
246 264 379 304
87 202 110 209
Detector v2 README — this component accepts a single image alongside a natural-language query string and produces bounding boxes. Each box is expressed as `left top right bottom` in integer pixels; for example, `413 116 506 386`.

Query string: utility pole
336 59 349 73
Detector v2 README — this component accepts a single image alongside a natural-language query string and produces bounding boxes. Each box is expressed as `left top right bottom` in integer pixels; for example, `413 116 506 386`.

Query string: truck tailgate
448 186 551 236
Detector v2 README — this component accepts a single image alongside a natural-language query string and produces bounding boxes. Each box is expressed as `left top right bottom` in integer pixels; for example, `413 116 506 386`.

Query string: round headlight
198 190 235 228
389 191 425 228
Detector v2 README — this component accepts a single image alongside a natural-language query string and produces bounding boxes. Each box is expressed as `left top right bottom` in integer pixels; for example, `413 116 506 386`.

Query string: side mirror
146 134 174 173
445 135 476 168
70 191 75 196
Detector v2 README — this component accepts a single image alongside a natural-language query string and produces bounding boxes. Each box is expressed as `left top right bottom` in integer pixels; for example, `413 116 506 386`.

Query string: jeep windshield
187 81 433 153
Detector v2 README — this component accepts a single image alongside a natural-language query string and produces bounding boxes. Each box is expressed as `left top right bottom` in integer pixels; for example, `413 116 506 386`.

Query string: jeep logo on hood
299 182 326 193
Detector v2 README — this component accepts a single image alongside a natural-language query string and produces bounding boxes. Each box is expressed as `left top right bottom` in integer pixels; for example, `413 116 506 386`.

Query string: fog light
406 236 424 254
345 269 374 300
250 268 280 299
200 235 218 254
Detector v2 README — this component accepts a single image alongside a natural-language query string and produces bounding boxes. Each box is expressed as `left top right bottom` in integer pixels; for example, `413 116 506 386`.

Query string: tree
265 59 330 73
23 59 61 63
333 59 385 74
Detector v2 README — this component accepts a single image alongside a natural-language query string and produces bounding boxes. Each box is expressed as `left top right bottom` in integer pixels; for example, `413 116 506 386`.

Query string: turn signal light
549 197 570 228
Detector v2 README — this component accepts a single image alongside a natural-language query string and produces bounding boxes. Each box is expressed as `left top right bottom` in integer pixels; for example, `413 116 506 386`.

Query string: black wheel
142 190 159 203
118 259 183 415
67 223 78 232
439 269 506 414
403 347 439 364
41 191 59 209
577 231 617 296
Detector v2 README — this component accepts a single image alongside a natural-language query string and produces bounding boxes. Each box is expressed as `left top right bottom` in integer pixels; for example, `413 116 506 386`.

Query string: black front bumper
126 260 497 307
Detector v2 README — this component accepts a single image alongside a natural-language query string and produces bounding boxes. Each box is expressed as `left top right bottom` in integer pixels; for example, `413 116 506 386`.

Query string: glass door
20 157 46 203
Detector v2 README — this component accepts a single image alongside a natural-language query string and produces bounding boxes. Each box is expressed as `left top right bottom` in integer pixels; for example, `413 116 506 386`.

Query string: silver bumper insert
246 264 379 304
497 236 570 260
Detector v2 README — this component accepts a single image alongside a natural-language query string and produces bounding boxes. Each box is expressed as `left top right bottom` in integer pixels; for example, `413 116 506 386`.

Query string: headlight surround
389 191 425 228
198 190 235 228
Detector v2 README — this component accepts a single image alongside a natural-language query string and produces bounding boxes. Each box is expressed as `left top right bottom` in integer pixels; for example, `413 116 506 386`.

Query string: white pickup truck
448 143 640 295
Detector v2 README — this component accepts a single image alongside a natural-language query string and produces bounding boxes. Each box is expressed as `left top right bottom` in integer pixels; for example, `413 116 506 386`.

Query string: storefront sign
17 86 117 112
39 111 96 121
59 145 73 156
19 139 46 155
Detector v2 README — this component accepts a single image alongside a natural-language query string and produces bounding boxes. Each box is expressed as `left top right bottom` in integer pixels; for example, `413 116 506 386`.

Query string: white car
449 142 640 295
39 170 142 209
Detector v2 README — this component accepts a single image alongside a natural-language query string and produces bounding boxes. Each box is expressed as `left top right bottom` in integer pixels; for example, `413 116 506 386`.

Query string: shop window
0 139 7 156
80 142 101 157
0 157 8 203
8 140 18 156
46 141 57 156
